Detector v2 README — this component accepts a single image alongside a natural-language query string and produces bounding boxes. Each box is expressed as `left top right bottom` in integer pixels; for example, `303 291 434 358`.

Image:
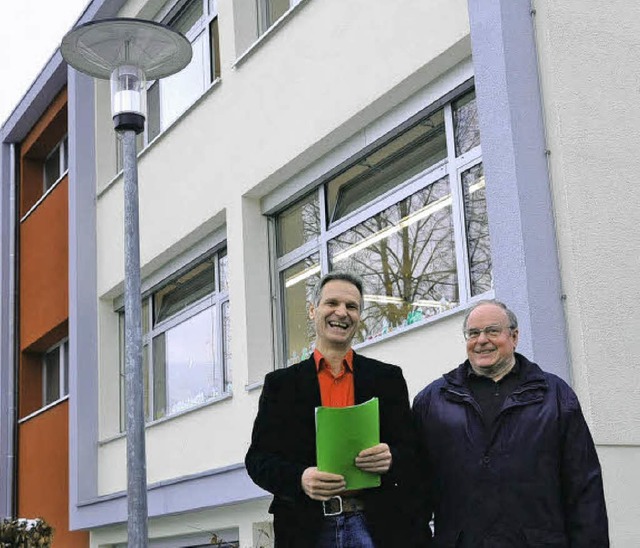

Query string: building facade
1 0 638 546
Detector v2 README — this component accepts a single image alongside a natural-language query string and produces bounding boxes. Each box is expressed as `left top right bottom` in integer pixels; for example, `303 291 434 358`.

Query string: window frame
42 338 69 407
271 84 490 366
43 134 68 192
118 247 230 429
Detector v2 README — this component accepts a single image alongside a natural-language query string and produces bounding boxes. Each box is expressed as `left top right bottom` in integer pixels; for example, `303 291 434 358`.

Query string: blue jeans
315 512 376 548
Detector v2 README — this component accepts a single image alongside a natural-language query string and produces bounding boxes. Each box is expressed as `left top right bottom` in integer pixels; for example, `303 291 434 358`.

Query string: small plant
0 518 54 547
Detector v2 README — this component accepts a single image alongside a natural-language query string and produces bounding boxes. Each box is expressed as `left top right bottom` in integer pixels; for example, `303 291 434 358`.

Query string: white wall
93 0 473 496
535 1 640 544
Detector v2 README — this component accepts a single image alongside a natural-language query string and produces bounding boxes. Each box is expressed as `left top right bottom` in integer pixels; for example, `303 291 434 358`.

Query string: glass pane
160 31 206 129
218 250 228 293
142 298 150 335
153 306 220 419
327 109 447 223
154 257 215 324
210 17 221 80
267 0 290 27
44 348 60 405
169 0 203 35
276 192 320 257
143 344 150 421
281 255 321 366
328 177 458 341
453 90 481 156
63 340 69 396
147 81 161 142
62 136 69 172
44 149 60 190
222 300 231 389
119 313 125 431
462 163 492 295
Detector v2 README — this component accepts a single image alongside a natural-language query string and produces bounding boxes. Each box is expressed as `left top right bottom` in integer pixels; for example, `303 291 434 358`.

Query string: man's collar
314 348 354 372
466 356 520 381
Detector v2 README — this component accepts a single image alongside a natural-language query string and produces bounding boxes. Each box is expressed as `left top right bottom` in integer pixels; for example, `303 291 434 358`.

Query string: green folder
315 397 381 490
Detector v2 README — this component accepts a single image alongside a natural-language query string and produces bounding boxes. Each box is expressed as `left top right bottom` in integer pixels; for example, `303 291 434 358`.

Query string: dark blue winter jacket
412 354 609 547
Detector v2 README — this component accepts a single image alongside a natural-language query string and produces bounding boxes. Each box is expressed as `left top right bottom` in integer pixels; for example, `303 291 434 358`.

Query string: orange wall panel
19 352 43 419
19 177 69 350
18 401 89 547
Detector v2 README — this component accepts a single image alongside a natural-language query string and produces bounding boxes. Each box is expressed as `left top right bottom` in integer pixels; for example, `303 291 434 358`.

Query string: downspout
1 141 18 518
528 0 573 384
8 142 18 518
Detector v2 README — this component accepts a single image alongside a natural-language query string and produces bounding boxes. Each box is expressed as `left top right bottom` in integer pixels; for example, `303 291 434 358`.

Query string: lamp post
61 19 192 547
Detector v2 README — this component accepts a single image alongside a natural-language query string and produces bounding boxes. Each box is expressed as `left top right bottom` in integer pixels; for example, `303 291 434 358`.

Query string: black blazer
245 352 421 547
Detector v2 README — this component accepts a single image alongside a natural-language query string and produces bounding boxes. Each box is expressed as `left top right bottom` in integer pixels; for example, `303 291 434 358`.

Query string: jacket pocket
522 528 568 547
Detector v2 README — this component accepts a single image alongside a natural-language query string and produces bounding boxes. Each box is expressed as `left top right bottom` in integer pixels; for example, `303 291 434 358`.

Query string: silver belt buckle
322 495 343 517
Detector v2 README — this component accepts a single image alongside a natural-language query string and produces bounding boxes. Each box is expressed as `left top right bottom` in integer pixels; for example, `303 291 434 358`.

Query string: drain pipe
1 142 18 518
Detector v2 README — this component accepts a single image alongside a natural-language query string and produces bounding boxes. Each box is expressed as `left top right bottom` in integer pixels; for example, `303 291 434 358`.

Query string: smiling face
309 280 362 354
465 303 518 380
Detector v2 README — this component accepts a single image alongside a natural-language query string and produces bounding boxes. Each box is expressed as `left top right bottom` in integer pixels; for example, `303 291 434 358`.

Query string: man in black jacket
246 272 420 547
412 299 609 546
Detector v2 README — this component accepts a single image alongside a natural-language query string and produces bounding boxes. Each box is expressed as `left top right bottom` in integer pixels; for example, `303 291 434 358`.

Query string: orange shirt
314 348 355 407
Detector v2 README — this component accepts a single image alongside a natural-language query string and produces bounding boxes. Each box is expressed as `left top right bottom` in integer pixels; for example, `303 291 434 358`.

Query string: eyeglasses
463 324 513 341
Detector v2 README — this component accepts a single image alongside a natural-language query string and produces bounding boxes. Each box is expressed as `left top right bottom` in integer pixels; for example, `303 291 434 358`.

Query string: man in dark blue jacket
412 299 609 547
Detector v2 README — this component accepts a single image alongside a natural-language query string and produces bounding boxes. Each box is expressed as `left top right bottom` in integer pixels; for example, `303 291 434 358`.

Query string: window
116 0 220 169
119 249 230 428
43 339 69 406
43 135 68 191
257 0 301 35
148 0 219 142
273 88 491 365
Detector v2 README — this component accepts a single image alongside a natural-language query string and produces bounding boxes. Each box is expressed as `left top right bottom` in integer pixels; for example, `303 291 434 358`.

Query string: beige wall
534 1 640 544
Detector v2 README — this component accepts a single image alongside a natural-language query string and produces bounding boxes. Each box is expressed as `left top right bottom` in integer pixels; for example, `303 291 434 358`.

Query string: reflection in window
154 258 215 323
277 192 320 257
119 249 229 427
462 163 492 295
453 90 481 156
329 178 457 341
153 306 218 419
327 109 447 224
281 255 320 365
273 86 490 359
257 0 294 35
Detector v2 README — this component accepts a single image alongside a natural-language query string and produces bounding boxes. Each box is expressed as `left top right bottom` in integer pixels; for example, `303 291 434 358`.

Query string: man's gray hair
462 299 518 331
312 272 364 308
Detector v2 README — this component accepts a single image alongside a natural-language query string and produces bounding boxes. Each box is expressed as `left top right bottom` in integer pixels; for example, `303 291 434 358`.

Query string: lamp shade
61 17 192 131
60 18 192 80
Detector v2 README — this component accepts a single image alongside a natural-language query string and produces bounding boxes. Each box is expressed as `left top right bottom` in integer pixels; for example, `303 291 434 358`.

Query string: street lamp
61 18 192 547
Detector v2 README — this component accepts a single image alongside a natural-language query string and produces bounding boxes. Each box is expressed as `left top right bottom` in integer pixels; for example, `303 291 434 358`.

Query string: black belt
322 496 366 517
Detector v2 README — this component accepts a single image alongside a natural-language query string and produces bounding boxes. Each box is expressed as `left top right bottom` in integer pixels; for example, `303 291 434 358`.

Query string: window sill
233 0 311 69
245 380 264 392
18 395 70 424
99 390 232 445
97 77 222 199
